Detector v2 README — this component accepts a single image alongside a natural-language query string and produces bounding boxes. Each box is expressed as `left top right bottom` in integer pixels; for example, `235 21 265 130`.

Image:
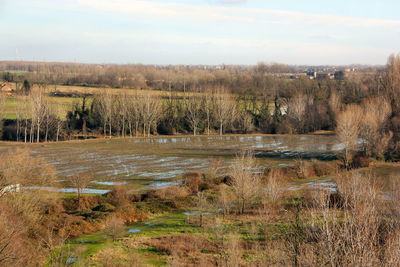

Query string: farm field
0 134 341 192
1 84 269 120
2 134 399 195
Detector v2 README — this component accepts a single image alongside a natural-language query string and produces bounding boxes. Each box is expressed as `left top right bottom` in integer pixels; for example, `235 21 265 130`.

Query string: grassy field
1 84 220 120
58 206 292 266
3 96 78 119
2 82 271 120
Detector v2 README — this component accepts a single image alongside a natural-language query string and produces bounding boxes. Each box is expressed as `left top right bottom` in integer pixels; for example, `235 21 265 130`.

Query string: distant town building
306 71 317 79
334 71 346 80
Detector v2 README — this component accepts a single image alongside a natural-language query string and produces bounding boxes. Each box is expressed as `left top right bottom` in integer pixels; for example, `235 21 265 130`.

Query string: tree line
0 53 399 161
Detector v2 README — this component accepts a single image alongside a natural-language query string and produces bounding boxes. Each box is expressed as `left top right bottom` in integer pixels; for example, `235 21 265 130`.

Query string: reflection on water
28 135 341 181
24 186 110 194
3 135 371 193
12 134 399 194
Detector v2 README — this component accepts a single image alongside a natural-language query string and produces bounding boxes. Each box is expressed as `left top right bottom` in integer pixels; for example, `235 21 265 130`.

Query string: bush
352 154 371 168
311 159 336 177
155 186 189 200
93 203 116 212
183 172 205 193
106 185 131 207
104 216 125 241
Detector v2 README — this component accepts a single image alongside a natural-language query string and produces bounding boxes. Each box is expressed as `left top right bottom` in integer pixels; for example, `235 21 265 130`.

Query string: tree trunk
16 120 20 142
56 123 60 142
219 121 223 136
45 120 49 142
29 124 33 143
82 118 87 138
24 121 27 143
207 116 210 136
109 118 112 139
122 117 125 137
148 123 151 137
36 120 40 143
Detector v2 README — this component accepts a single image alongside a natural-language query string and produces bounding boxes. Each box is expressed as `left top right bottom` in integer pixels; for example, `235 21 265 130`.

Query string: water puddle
128 229 141 233
66 257 78 265
183 211 216 216
91 180 127 186
24 186 110 194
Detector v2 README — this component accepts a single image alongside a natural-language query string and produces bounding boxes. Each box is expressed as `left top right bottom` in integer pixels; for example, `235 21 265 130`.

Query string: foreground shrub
311 159 336 177
183 172 205 193
155 185 189 200
300 172 400 266
104 216 125 241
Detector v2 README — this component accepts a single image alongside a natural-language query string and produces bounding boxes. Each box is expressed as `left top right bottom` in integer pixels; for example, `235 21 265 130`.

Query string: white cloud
76 0 400 28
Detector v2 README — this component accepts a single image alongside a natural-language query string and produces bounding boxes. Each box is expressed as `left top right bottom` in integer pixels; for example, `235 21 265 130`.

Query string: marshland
1 0 400 265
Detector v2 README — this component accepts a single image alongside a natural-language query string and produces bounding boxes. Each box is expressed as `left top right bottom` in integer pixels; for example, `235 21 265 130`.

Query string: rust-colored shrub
106 185 130 207
311 159 336 177
183 172 204 193
352 154 371 168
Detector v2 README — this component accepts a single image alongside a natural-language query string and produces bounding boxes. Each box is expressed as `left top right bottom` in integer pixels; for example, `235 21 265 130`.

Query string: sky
0 0 399 65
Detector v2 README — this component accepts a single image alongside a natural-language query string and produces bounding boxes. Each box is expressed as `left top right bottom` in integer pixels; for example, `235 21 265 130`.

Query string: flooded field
1 134 398 193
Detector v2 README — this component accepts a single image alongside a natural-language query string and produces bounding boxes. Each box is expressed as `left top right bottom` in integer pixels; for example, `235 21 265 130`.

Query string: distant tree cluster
1 54 400 162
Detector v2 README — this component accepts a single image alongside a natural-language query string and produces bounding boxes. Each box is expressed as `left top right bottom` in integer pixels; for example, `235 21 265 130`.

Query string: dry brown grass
145 235 219 266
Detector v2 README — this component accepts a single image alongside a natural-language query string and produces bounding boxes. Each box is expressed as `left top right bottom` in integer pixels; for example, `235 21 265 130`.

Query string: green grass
61 210 200 266
3 96 77 119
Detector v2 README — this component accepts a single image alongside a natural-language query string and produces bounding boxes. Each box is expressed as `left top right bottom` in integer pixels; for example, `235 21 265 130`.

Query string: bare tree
360 97 392 158
0 148 55 191
202 88 213 136
306 173 385 266
230 152 262 214
287 93 308 133
104 89 114 138
382 53 400 113
185 91 203 136
119 92 130 137
0 203 23 266
0 93 5 121
126 93 141 137
237 110 254 134
30 85 47 143
55 103 66 142
140 92 161 137
213 87 237 136
43 99 57 142
328 91 342 115
336 104 362 169
94 89 114 138
14 98 23 142
94 90 108 137
104 216 125 241
66 172 91 209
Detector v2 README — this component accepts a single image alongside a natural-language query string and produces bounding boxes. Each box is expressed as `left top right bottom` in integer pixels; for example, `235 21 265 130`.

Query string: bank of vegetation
1 148 400 266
